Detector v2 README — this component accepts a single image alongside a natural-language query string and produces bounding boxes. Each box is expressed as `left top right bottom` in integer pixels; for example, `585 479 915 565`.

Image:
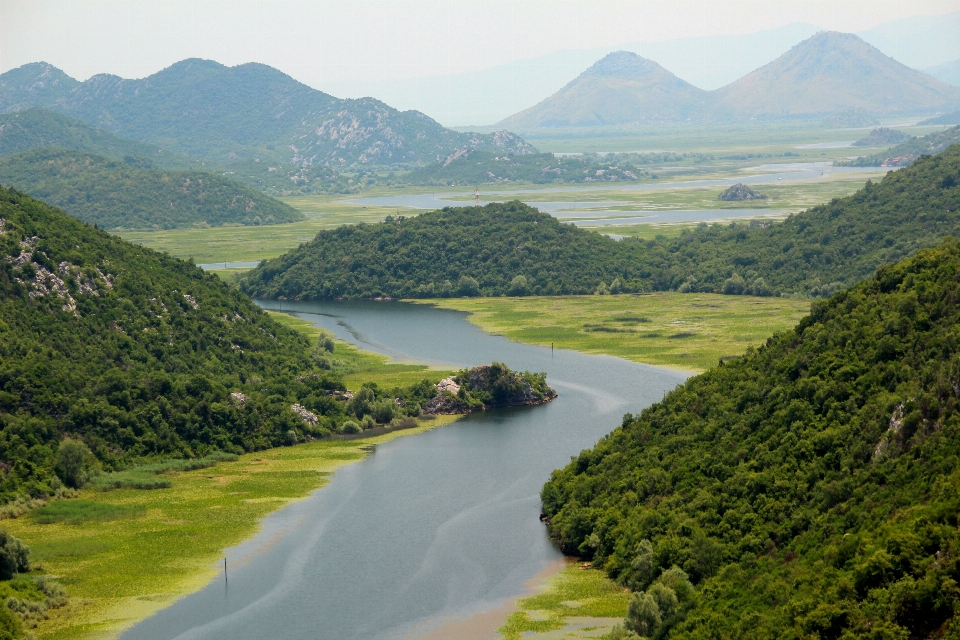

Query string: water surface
121 300 688 640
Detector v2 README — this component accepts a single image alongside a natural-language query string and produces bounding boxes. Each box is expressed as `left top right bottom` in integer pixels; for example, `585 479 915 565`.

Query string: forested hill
0 108 199 169
0 148 302 229
540 239 960 638
839 125 960 167
0 187 337 500
240 145 960 300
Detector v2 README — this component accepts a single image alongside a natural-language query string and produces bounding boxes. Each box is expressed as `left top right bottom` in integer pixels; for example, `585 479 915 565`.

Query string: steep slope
0 63 78 113
0 148 302 229
496 51 709 128
0 108 197 169
0 187 342 500
541 239 960 638
712 32 960 118
239 145 960 301
0 60 535 167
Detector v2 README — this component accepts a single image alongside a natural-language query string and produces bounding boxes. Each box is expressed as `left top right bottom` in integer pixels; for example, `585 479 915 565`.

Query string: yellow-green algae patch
499 562 629 639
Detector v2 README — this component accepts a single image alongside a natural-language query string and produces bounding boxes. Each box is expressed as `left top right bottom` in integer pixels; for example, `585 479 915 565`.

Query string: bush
0 532 29 581
458 276 480 297
340 421 361 434
0 606 22 640
54 439 100 489
508 275 528 296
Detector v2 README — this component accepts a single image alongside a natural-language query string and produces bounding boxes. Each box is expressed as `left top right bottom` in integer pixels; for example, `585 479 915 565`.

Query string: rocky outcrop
718 183 767 201
423 364 557 415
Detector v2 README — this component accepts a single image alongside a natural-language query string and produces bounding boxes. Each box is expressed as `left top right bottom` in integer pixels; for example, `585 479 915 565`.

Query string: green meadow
425 293 811 373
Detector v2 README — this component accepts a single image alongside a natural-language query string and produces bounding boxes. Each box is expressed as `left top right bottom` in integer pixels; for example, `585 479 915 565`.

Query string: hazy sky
2 0 960 87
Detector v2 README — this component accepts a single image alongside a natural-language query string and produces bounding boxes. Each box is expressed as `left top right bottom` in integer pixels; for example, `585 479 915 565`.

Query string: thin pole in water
224 557 227 582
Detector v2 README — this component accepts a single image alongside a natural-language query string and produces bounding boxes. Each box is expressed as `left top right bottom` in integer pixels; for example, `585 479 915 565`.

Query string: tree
458 276 480 297
626 592 661 637
54 439 100 488
0 530 29 580
508 275 528 296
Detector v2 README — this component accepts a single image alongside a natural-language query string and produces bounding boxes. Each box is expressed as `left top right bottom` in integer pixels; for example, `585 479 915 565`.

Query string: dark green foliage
455 363 554 407
240 202 652 299
540 239 960 637
852 127 910 147
243 145 960 300
91 451 238 490
0 186 351 501
0 148 303 229
29 500 144 525
839 126 960 166
53 439 100 488
0 606 21 640
0 532 29 580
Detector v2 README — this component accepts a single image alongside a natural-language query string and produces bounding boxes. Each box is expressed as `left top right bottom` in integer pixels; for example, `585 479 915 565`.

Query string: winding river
121 301 688 640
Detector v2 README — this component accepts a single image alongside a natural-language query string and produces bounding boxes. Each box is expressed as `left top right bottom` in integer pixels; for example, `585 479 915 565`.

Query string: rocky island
718 183 767 201
423 363 557 415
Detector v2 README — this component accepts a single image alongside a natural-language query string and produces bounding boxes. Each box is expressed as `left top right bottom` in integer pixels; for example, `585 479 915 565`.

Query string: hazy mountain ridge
499 52 709 128
0 59 536 168
498 32 960 128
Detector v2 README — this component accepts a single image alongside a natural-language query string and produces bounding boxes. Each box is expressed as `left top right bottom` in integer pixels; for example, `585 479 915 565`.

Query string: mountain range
0 59 535 169
498 32 960 129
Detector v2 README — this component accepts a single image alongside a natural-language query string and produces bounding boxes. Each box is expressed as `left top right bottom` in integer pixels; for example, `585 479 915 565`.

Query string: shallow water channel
121 300 687 640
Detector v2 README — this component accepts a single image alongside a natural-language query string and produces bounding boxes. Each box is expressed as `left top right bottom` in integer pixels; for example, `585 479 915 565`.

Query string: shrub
0 532 29 581
54 439 100 489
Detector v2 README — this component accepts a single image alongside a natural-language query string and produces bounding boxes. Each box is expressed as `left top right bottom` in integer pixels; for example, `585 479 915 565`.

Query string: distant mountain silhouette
0 59 535 166
925 58 960 87
498 32 960 128
497 51 708 128
713 32 960 118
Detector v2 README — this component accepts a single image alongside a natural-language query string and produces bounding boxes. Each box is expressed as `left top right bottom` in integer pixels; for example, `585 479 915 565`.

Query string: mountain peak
583 51 665 79
0 62 79 112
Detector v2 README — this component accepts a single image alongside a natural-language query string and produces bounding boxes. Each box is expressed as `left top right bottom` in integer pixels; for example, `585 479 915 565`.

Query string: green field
424 293 811 373
1 322 457 640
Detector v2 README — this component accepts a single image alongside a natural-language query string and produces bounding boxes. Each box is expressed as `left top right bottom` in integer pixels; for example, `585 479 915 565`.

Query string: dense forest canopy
0 187 435 502
241 145 960 300
0 148 303 229
542 240 960 638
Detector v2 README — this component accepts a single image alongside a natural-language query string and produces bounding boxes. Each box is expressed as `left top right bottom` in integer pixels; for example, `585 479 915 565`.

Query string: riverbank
1 317 459 639
421 292 810 373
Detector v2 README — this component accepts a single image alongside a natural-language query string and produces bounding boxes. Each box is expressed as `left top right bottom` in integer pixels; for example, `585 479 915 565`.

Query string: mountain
851 127 909 147
540 238 960 638
0 107 198 169
0 59 535 168
0 63 78 114
0 148 303 229
838 125 960 167
711 32 960 119
921 112 960 125
497 32 960 127
240 144 960 300
857 10 960 70
496 51 708 128
926 59 960 87
0 186 338 499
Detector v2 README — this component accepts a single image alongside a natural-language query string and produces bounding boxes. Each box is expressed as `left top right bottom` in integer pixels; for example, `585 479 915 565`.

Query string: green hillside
839 126 960 167
0 186 355 500
403 150 650 186
240 145 960 300
540 239 960 638
0 148 303 229
0 108 199 169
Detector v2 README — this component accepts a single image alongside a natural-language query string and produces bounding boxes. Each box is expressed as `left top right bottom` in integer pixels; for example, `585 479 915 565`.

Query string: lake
120 300 688 640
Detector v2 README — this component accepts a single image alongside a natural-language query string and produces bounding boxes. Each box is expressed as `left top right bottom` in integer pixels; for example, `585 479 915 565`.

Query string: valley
2 9 960 639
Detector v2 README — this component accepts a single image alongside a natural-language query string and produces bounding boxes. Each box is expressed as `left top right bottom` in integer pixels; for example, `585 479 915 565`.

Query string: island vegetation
838 125 960 167
540 239 960 638
240 144 960 301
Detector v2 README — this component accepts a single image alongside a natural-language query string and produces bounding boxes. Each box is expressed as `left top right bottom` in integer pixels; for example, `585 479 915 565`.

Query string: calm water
121 301 687 640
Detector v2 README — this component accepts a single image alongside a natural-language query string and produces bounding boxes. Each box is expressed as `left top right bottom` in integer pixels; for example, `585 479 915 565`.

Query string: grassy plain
498 563 630 640
424 293 811 373
2 319 456 640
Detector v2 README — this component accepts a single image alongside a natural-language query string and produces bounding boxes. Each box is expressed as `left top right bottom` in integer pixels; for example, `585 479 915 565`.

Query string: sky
3 0 960 85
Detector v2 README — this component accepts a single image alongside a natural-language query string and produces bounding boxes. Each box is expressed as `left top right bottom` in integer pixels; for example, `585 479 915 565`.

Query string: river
121 300 688 640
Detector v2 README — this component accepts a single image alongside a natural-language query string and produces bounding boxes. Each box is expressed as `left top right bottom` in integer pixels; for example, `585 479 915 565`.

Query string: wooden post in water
224 557 228 583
